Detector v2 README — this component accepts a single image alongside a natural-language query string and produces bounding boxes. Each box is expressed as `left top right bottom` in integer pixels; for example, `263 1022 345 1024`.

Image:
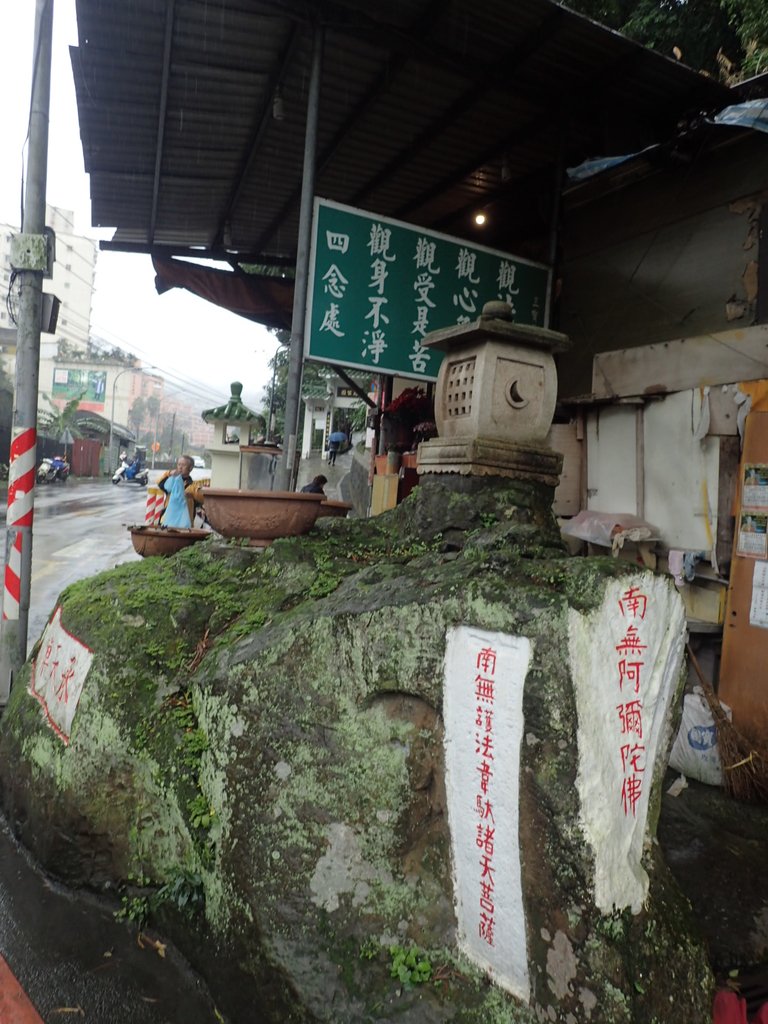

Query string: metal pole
266 350 278 443
0 0 53 696
275 21 323 491
545 122 566 330
108 370 123 467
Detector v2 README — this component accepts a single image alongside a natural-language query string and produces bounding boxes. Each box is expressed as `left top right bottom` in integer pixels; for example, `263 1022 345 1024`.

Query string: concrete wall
558 134 768 397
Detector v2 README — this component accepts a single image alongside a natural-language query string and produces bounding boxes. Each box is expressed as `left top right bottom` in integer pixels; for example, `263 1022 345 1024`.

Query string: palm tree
38 393 85 458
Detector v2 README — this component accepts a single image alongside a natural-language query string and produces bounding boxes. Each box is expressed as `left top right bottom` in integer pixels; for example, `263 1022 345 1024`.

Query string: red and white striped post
145 486 165 525
3 429 37 623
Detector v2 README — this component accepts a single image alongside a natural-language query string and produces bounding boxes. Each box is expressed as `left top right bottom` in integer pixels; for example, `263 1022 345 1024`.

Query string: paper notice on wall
742 463 768 511
737 513 768 559
749 561 768 629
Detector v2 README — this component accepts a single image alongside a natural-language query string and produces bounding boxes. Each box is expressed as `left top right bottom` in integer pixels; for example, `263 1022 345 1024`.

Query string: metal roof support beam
327 365 376 408
348 10 563 212
252 0 446 257
276 20 324 491
98 240 296 267
213 21 303 248
148 0 176 245
545 125 567 329
397 49 646 226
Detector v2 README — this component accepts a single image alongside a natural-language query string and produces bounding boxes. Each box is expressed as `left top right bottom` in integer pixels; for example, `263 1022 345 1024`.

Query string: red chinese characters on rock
39 636 78 708
473 645 498 948
616 586 649 817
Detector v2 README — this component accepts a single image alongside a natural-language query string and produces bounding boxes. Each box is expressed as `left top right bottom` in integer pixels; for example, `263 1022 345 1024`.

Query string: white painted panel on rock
443 625 530 1001
569 575 685 913
29 605 94 745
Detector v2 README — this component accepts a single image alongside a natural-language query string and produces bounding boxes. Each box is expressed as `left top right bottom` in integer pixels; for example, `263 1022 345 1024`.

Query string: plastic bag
668 686 731 787
560 510 658 550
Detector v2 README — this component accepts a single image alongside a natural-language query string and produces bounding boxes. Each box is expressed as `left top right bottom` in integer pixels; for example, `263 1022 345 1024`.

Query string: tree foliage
38 393 84 442
566 0 766 78
260 330 329 442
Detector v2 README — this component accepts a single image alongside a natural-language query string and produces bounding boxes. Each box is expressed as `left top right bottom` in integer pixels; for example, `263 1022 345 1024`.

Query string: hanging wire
6 271 20 326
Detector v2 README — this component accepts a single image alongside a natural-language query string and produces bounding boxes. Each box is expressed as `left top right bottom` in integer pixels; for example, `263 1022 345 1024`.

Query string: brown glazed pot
201 489 324 541
129 526 210 558
316 500 353 519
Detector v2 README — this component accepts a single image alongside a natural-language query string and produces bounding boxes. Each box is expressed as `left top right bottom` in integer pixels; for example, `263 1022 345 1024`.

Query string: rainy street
3 479 149 647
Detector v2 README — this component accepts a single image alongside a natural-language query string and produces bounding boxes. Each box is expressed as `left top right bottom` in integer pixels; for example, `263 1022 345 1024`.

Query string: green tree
38 393 84 452
129 396 147 435
721 0 768 74
261 349 332 442
567 0 744 76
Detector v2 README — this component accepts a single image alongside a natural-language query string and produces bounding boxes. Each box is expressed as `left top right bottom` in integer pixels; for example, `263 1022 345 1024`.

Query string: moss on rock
0 477 712 1022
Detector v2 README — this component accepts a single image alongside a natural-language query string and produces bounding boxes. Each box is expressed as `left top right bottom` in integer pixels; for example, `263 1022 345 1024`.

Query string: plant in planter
412 420 438 445
382 388 434 451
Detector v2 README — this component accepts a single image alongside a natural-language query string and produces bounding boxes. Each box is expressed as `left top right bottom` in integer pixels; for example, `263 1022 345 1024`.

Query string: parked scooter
112 450 149 486
37 455 70 483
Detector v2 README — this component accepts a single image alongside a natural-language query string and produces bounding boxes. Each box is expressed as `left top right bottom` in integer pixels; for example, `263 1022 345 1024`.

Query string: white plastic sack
560 510 658 550
668 686 731 787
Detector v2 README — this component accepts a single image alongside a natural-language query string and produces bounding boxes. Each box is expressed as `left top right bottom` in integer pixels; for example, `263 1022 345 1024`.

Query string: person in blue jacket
158 455 204 527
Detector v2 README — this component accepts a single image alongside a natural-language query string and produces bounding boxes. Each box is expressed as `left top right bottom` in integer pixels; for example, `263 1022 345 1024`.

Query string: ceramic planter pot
201 489 324 541
129 526 210 558
317 500 353 519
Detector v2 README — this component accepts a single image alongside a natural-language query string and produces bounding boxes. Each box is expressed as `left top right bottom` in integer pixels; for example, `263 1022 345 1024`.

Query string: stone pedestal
418 436 563 486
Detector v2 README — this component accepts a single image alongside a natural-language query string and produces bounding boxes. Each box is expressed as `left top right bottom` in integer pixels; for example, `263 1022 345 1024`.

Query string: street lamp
108 364 157 469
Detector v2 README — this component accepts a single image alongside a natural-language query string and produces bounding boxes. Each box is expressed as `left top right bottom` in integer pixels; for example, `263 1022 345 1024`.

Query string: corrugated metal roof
72 0 733 266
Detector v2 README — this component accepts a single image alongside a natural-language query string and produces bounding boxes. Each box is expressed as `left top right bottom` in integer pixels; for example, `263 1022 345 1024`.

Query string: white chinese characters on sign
29 605 94 745
319 236 351 339
410 237 442 373
443 625 531 1001
452 247 480 325
360 224 394 365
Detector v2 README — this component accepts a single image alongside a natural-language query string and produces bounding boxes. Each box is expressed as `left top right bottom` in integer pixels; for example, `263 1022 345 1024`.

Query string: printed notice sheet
750 561 768 629
737 512 768 559
743 464 768 511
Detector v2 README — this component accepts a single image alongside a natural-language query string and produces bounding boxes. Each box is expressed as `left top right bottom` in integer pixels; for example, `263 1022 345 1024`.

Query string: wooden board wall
719 410 768 744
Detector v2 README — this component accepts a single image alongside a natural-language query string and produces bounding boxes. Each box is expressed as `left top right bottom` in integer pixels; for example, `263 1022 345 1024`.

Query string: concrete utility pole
0 0 54 700
275 21 323 491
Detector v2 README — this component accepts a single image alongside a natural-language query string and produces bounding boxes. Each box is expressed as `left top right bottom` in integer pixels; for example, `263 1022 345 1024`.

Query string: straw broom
686 643 768 803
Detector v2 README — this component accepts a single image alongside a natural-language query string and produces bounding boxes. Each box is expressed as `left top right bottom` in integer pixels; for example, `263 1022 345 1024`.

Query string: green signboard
306 198 550 381
51 368 107 405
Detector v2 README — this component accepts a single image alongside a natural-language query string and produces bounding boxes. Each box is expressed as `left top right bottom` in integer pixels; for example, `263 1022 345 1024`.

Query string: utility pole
0 0 54 700
168 411 176 455
275 22 323 491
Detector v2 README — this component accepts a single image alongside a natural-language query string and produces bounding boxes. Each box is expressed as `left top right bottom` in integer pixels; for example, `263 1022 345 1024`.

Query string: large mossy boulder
0 478 712 1023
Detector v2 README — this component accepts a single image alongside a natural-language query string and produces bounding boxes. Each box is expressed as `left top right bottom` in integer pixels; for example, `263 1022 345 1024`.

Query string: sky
0 1 279 412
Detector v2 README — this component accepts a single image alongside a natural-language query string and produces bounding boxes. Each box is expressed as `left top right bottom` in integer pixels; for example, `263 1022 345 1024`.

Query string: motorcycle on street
112 450 149 487
37 455 70 484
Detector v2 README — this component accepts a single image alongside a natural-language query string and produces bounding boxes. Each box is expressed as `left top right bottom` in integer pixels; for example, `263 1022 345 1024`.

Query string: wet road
0 481 223 1022
3 480 148 647
0 818 219 1023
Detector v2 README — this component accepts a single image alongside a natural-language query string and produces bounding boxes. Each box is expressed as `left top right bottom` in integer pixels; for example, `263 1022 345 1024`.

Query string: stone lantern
417 301 570 485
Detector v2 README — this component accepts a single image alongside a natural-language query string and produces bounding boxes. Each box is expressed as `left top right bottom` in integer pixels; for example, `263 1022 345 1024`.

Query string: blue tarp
713 98 768 133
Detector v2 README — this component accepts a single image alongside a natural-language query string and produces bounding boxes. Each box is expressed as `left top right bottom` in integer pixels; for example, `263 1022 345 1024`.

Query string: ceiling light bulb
475 212 487 226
